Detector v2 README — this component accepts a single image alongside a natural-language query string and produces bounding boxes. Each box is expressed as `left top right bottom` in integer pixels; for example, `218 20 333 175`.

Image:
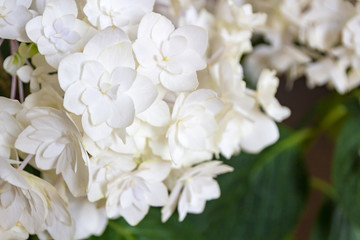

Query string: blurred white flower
256 69 291 122
299 0 355 51
161 161 233 222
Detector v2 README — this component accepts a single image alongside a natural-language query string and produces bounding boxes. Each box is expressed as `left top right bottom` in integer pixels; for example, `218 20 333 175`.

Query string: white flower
207 59 281 155
22 85 64 110
256 69 290 122
0 157 47 234
58 27 157 142
106 159 171 226
343 13 360 55
133 12 208 92
25 172 75 240
87 150 136 202
0 0 34 41
0 97 23 159
161 161 233 222
299 0 355 51
26 0 95 68
167 89 224 166
237 110 280 154
84 0 155 33
15 107 90 197
67 195 107 239
0 225 29 240
17 53 61 95
3 53 25 76
217 109 252 159
0 157 74 240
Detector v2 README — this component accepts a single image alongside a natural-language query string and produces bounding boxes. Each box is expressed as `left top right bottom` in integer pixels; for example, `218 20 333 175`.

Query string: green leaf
333 104 360 226
187 126 309 240
312 199 360 240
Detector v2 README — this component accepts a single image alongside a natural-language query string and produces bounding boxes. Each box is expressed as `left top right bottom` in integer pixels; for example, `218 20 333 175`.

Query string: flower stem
18 154 34 171
9 40 20 100
10 75 17 99
18 77 24 102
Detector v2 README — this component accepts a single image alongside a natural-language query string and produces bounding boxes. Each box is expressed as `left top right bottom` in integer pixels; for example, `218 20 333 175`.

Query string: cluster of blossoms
243 0 360 94
0 0 290 239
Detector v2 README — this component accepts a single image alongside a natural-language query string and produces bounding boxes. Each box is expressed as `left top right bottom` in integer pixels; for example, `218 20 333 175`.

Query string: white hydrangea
0 0 295 236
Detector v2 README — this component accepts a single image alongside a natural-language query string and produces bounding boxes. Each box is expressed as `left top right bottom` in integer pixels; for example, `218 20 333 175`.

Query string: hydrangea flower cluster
0 0 289 239
243 0 360 94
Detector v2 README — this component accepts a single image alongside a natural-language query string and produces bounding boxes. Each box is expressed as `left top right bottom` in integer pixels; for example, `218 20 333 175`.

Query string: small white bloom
87 150 136 202
343 13 360 55
15 107 90 197
58 28 157 142
161 161 233 222
256 69 290 122
0 158 74 239
299 0 355 51
0 0 34 41
17 53 61 95
25 172 75 240
3 53 25 76
133 12 208 92
167 89 224 167
26 0 95 68
0 157 47 234
106 159 171 226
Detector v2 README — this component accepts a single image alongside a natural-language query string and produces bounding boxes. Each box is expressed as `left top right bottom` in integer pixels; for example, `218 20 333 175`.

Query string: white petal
240 112 279 153
107 95 135 128
171 25 208 56
63 82 87 115
127 75 157 114
58 53 89 90
160 71 198 92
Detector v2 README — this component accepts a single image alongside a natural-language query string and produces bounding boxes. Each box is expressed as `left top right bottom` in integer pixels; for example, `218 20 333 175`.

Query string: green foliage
333 102 360 226
312 199 360 240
